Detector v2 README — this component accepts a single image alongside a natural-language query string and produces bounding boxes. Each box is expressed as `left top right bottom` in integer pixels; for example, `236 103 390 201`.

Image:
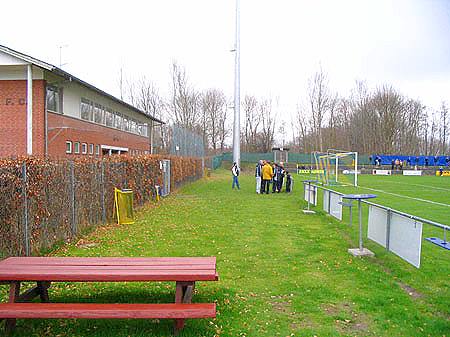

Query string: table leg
5 281 20 334
174 281 195 335
37 281 51 303
358 199 363 251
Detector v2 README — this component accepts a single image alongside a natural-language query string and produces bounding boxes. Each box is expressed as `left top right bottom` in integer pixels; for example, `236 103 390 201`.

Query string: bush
0 155 202 257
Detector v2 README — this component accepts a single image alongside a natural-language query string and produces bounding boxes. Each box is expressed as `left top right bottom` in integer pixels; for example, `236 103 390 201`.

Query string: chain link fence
0 155 202 258
169 125 205 158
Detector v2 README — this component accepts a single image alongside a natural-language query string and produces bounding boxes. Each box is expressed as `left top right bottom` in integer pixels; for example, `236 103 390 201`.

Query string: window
93 104 103 124
65 141 72 154
89 143 94 155
140 123 148 137
95 145 100 155
114 112 122 130
123 115 129 131
80 98 92 121
46 86 61 113
130 119 137 134
74 142 80 154
105 108 114 127
79 98 150 137
82 143 87 154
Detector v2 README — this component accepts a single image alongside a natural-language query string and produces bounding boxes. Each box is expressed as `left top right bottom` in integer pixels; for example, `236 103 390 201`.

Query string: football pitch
1 169 448 336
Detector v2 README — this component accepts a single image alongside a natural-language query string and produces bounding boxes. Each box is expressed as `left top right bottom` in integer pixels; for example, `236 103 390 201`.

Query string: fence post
386 209 391 251
70 161 77 235
123 161 128 189
201 157 205 177
101 160 106 224
22 162 30 256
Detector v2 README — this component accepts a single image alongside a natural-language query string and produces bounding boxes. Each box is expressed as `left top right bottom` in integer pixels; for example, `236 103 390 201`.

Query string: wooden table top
0 257 218 282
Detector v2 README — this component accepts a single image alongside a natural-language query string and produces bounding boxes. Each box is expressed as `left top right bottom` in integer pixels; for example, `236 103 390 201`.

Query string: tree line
295 69 449 156
122 64 449 156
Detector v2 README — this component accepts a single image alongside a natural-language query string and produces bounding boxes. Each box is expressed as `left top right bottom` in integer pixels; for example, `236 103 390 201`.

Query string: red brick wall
0 80 46 157
47 113 151 158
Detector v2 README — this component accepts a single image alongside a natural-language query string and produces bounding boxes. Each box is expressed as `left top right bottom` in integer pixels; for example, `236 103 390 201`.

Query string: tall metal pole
232 0 241 166
26 64 33 155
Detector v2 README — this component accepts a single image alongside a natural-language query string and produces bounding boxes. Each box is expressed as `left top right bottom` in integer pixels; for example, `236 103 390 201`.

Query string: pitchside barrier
302 182 450 268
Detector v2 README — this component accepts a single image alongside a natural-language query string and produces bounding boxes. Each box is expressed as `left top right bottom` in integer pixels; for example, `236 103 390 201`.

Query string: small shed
272 147 290 163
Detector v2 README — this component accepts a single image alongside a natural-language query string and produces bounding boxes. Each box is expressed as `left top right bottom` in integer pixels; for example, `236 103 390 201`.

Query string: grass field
1 169 449 336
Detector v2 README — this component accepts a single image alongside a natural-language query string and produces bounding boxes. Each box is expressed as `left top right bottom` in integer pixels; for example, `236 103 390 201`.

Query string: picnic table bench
0 257 218 335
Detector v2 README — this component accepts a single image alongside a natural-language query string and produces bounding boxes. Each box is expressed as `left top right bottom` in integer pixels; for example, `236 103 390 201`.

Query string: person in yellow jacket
261 160 273 194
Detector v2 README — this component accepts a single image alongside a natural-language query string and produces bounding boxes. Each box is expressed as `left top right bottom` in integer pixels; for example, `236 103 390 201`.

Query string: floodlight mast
232 0 241 166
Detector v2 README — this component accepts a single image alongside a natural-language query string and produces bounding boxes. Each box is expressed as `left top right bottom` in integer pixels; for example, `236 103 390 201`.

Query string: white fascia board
0 46 53 71
100 145 129 152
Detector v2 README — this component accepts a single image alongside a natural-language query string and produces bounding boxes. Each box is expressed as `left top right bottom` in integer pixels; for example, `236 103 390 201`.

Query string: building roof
0 44 164 124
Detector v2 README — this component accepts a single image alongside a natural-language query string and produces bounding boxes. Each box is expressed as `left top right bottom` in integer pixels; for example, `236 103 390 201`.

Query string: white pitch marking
381 180 450 192
358 186 450 208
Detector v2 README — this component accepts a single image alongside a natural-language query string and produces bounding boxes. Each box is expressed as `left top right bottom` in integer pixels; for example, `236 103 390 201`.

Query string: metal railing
302 181 449 267
305 182 449 233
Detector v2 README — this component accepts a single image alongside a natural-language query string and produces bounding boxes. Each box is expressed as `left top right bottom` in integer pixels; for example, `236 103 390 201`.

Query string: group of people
255 160 293 194
231 160 294 193
391 158 404 170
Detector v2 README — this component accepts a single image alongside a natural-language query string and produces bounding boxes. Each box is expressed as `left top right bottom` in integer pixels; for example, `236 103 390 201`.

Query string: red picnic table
0 256 218 335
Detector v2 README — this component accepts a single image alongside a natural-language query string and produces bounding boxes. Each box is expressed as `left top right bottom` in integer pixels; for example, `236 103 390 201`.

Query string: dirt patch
397 281 423 299
322 302 373 335
75 239 99 249
270 300 291 313
290 320 317 331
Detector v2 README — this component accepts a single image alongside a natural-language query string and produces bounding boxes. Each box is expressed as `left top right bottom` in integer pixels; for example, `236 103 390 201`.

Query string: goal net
314 150 358 186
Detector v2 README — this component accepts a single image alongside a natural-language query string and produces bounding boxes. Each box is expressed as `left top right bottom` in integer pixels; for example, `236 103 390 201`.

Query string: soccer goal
314 150 358 186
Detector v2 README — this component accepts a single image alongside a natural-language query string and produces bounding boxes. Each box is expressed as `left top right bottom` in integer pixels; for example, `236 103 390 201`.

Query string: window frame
74 142 80 154
46 85 61 113
65 141 72 154
89 143 94 155
81 143 88 154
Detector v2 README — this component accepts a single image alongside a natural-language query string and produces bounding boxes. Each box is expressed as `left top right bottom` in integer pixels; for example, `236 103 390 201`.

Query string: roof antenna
58 44 68 68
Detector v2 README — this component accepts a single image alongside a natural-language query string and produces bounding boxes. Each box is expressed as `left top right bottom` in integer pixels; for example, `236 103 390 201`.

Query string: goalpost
314 149 358 186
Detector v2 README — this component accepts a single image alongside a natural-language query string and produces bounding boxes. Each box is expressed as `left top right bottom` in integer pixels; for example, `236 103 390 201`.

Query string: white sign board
372 169 391 175
304 184 318 206
368 205 388 247
343 170 361 175
323 190 329 213
389 213 423 268
329 192 343 220
403 170 422 176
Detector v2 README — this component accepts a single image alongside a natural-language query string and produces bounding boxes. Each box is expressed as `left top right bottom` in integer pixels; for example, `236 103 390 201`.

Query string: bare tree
295 104 311 152
202 89 227 152
218 103 230 151
439 101 448 154
307 69 331 151
170 62 200 130
258 98 276 152
242 95 260 152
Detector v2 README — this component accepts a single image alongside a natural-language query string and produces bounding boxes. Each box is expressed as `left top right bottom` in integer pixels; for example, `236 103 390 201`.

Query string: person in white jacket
255 160 262 193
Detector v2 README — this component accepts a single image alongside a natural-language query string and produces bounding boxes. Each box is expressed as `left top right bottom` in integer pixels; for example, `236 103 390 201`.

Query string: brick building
0 44 163 158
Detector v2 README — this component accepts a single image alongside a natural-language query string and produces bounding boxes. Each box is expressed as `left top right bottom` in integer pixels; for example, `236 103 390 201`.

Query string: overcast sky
2 0 450 137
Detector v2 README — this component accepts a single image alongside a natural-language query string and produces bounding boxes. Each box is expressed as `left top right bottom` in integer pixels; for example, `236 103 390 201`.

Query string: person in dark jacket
277 164 285 193
272 163 279 193
285 171 293 193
